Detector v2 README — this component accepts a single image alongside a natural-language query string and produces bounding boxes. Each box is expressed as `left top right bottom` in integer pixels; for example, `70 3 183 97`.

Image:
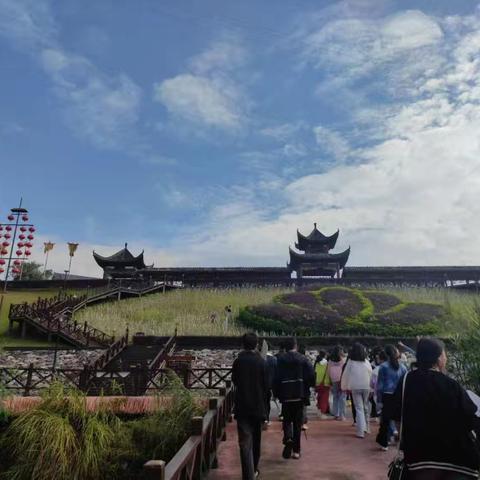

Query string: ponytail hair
384 344 400 370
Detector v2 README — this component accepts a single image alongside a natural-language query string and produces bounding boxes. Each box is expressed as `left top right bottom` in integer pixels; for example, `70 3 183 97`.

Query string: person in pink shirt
327 345 346 420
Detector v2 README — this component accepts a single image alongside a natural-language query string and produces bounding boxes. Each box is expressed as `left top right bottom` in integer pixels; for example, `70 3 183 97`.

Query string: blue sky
1 0 480 276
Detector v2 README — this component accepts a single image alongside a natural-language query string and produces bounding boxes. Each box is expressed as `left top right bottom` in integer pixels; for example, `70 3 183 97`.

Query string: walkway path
209 417 396 480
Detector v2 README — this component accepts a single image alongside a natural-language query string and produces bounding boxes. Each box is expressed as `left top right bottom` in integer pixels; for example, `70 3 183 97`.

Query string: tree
13 261 53 281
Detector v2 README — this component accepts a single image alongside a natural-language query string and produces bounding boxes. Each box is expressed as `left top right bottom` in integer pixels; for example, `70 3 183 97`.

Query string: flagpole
43 249 49 277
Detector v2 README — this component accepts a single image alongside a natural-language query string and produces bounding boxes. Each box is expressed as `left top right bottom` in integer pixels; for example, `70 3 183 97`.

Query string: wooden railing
8 281 170 348
144 383 234 480
88 329 130 371
149 330 178 371
0 367 233 396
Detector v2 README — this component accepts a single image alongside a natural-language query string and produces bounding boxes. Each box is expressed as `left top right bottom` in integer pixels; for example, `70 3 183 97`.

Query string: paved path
209 417 396 480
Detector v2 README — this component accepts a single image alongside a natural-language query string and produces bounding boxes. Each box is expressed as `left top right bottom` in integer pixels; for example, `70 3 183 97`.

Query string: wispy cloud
153 35 249 133
0 0 142 150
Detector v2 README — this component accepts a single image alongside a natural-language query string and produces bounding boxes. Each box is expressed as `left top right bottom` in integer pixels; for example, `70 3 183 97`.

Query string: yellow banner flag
67 242 79 257
43 241 55 254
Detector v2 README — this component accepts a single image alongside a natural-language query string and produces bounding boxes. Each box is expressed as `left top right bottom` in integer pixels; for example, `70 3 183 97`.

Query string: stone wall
0 349 104 369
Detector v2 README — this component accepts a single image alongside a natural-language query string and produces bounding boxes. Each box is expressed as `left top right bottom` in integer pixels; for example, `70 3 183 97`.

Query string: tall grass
1 383 120 480
77 287 290 336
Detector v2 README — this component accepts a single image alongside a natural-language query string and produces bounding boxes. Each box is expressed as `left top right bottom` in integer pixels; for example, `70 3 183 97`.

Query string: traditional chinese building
93 243 149 279
288 223 350 279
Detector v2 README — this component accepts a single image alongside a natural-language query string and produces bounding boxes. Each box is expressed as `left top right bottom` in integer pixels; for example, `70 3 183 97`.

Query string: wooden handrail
144 386 234 480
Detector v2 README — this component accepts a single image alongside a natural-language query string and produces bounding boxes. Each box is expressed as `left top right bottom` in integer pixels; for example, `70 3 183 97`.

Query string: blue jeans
331 382 346 418
351 389 370 437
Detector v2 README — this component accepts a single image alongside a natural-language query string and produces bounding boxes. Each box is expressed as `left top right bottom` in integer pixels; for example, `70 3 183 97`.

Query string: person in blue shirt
375 344 407 450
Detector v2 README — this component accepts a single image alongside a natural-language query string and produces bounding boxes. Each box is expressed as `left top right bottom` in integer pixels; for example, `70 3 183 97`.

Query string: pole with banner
43 241 55 278
66 242 79 280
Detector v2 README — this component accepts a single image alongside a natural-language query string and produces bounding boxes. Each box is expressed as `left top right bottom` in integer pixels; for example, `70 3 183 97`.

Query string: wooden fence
0 366 233 396
144 383 234 480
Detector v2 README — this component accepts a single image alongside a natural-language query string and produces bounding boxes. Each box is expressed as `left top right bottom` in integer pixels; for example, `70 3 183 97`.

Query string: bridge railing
0 366 233 396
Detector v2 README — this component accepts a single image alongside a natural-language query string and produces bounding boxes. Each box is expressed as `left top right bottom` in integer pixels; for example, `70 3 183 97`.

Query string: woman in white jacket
341 343 373 438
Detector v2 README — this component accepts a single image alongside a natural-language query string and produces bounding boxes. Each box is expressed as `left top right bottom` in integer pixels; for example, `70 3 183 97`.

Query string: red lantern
11 268 20 274
25 242 32 248
0 268 4 274
20 226 26 232
25 250 31 256
22 215 28 221
19 234 25 240
13 260 21 266
0 226 3 231
16 249 22 256
2 241 9 247
29 227 35 232
0 259 5 265
27 234 34 240
7 215 14 221
17 242 24 248
4 234 11 239
1 249 7 255
5 226 12 232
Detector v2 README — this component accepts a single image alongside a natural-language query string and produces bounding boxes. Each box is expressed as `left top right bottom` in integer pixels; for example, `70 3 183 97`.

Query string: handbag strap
398 372 408 453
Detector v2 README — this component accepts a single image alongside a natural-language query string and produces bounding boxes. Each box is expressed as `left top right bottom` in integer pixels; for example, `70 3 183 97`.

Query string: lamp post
0 199 35 292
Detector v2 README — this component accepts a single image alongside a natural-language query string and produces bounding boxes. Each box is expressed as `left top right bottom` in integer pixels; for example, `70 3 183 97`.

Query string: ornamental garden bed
239 286 446 336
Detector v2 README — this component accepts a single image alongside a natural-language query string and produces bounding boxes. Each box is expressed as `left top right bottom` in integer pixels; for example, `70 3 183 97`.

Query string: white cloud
189 35 246 74
0 1 142 150
157 9 480 267
154 37 248 132
259 122 305 141
300 9 444 93
380 10 443 51
154 74 242 130
313 126 352 161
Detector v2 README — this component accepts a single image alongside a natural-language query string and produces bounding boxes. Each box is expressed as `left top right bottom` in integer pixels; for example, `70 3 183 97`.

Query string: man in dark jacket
274 337 315 459
232 332 269 480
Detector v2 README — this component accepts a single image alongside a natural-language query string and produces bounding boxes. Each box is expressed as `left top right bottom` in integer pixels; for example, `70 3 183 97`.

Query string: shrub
106 372 203 479
449 320 480 394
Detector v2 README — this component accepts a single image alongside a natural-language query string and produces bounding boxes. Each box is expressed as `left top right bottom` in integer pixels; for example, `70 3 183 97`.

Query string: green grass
77 287 291 337
0 290 60 347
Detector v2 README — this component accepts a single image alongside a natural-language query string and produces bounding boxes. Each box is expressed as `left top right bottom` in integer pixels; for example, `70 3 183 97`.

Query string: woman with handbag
391 338 480 480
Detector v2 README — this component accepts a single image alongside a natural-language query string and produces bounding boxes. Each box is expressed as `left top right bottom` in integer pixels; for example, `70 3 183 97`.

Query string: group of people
232 332 480 480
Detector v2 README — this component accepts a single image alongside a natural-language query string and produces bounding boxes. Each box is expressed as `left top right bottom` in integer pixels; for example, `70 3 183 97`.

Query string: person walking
262 341 277 427
392 338 480 479
328 345 346 420
274 337 315 460
370 349 387 421
376 344 407 451
341 343 372 438
232 332 269 480
314 350 331 418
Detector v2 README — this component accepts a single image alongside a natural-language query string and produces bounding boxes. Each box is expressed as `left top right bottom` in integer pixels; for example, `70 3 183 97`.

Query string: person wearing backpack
274 337 315 460
314 350 331 418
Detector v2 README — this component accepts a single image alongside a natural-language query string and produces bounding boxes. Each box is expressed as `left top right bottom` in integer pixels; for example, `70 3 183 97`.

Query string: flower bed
239 286 445 336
